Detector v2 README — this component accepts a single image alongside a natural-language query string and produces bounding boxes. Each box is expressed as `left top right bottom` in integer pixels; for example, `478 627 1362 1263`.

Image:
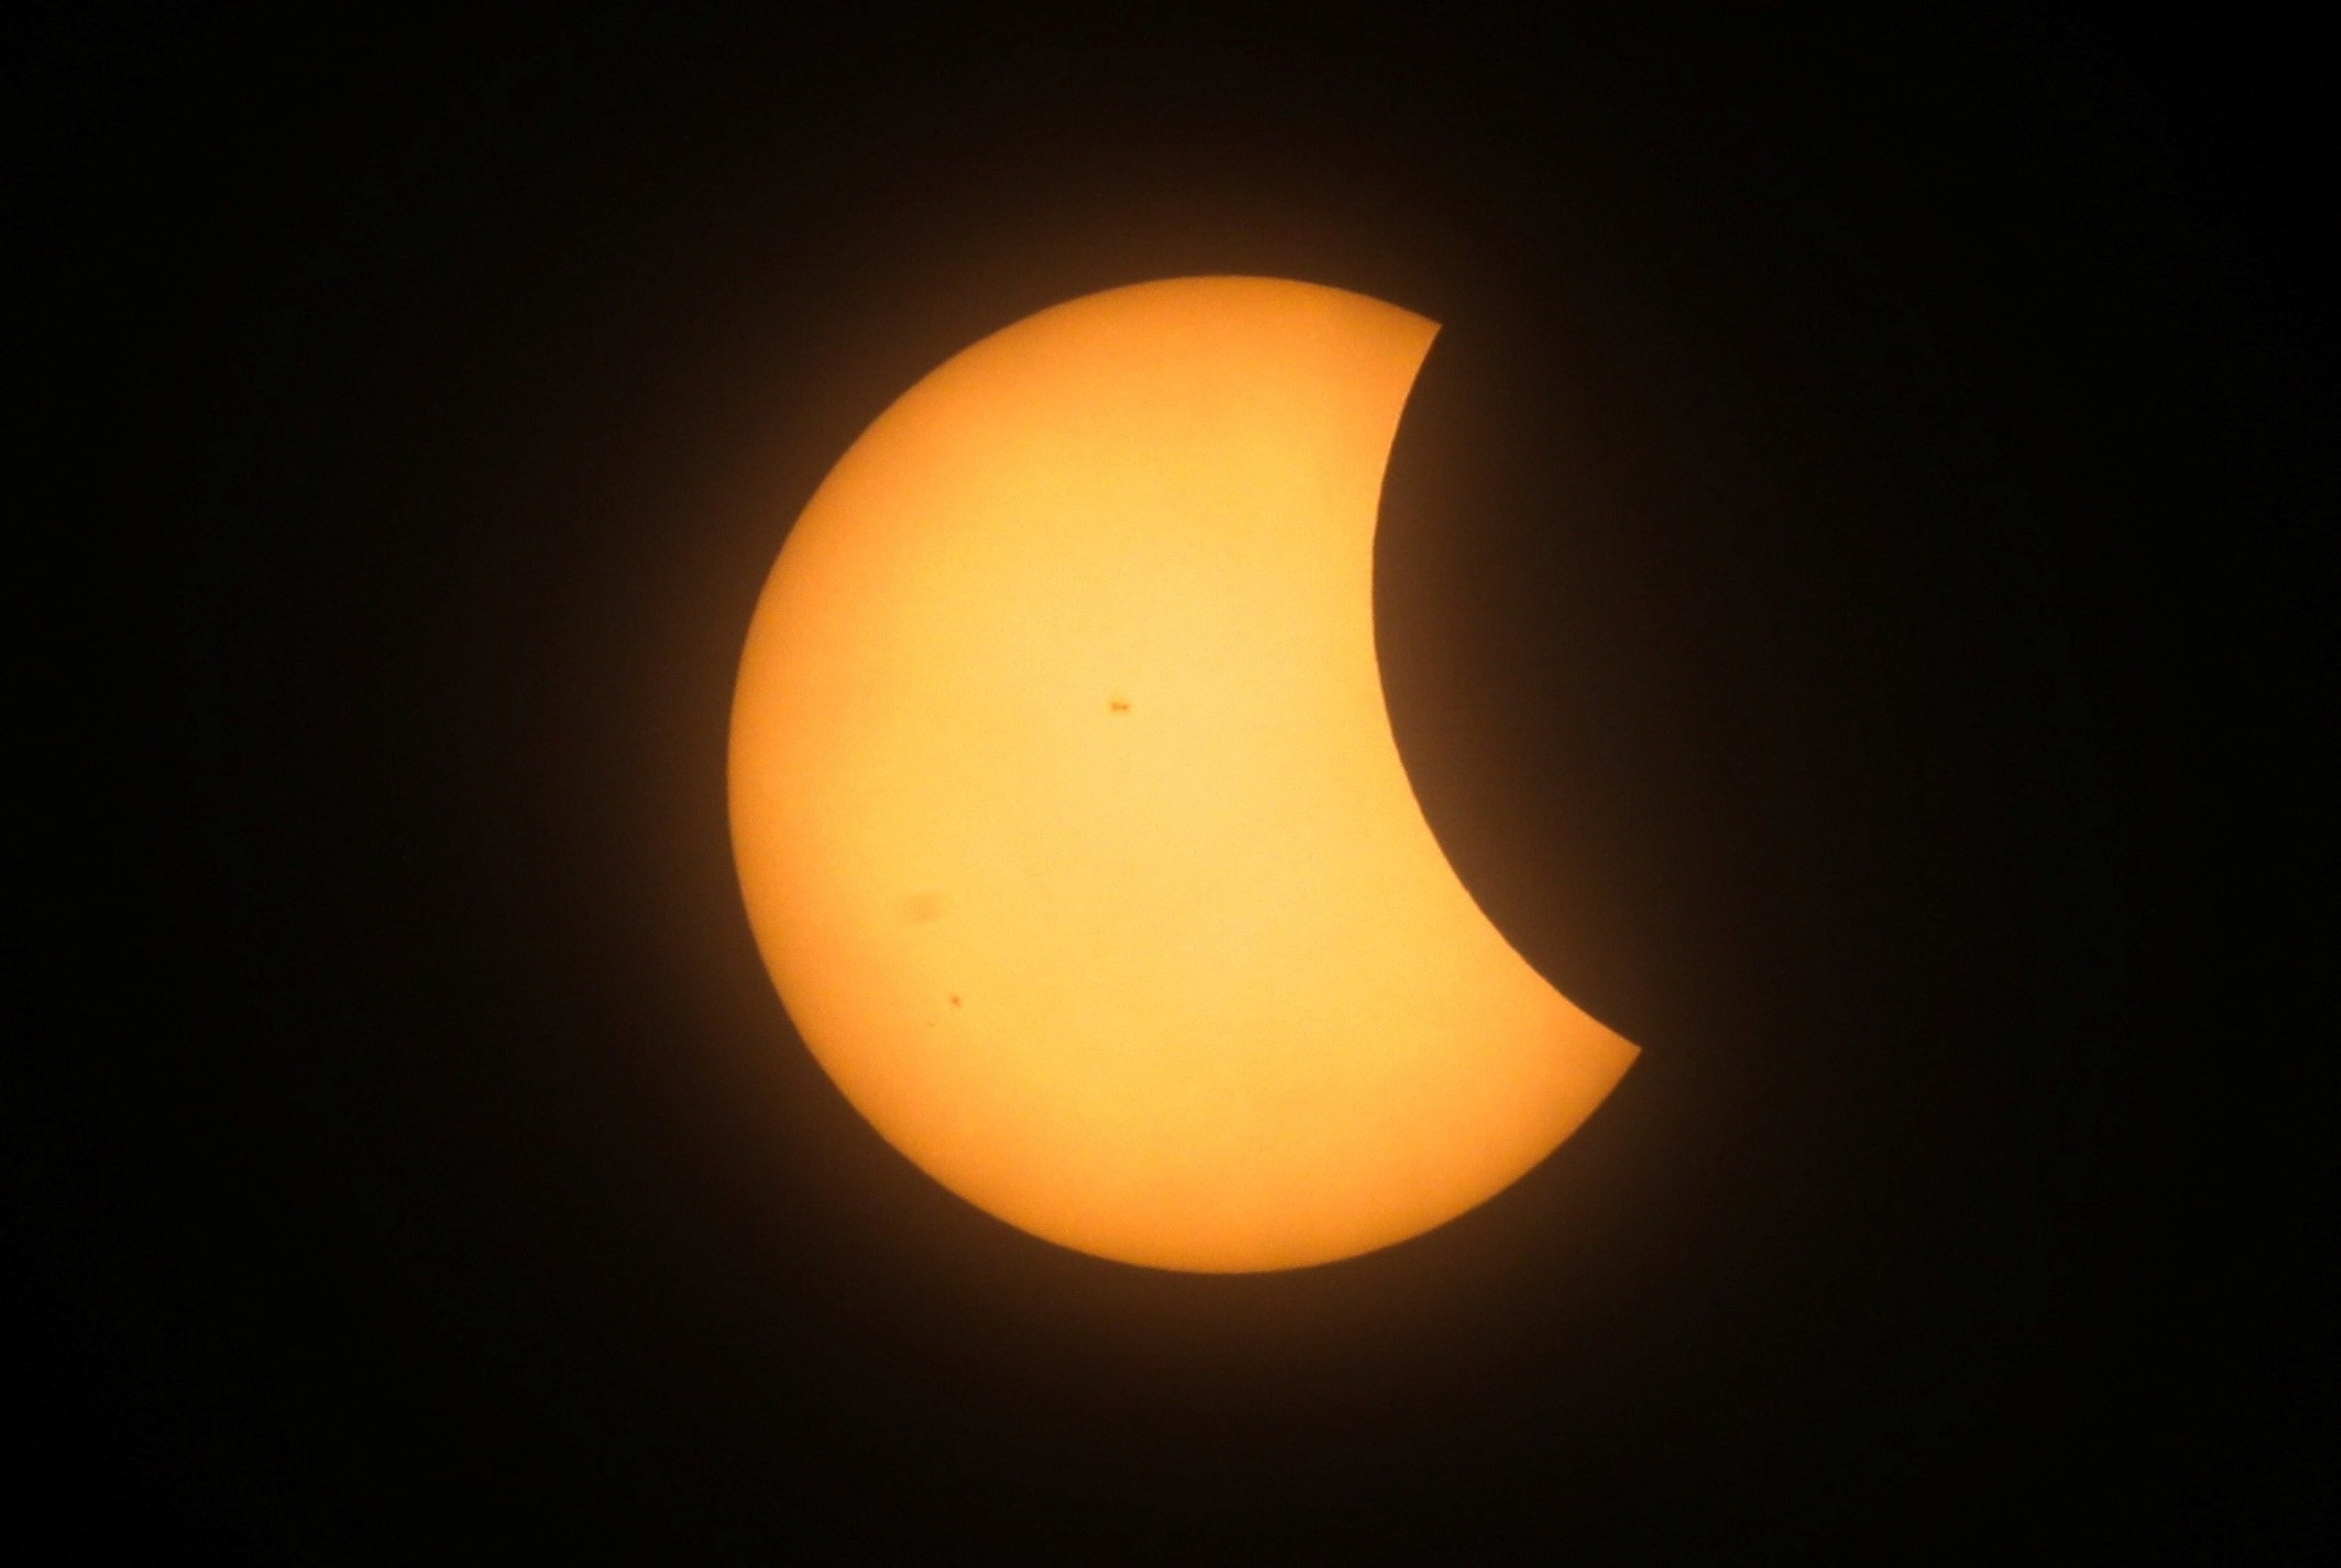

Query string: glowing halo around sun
729 276 1637 1272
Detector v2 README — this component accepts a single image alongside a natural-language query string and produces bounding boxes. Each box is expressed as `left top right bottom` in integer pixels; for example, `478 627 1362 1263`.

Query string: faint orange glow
730 277 1636 1271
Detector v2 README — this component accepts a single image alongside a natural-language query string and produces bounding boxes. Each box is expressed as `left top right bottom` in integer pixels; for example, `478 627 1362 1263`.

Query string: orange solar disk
730 277 1636 1271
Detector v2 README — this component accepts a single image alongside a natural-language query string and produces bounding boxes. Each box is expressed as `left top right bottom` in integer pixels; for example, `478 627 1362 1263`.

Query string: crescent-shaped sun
730 276 1636 1272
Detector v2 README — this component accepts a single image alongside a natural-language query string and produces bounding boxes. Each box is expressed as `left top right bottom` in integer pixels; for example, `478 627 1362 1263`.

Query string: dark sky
18 10 2328 1561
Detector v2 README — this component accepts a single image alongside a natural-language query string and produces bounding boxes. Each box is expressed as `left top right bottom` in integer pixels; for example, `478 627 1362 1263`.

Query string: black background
15 8 2330 1561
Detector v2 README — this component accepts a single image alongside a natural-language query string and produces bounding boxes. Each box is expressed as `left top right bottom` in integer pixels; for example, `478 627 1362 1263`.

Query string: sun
729 276 1635 1271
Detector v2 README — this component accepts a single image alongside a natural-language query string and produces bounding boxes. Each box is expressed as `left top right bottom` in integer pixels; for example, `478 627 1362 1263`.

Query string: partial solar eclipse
730 277 1637 1271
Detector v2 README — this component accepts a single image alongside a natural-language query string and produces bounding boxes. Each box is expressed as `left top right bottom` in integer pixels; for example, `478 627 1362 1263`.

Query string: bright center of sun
729 275 1636 1272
